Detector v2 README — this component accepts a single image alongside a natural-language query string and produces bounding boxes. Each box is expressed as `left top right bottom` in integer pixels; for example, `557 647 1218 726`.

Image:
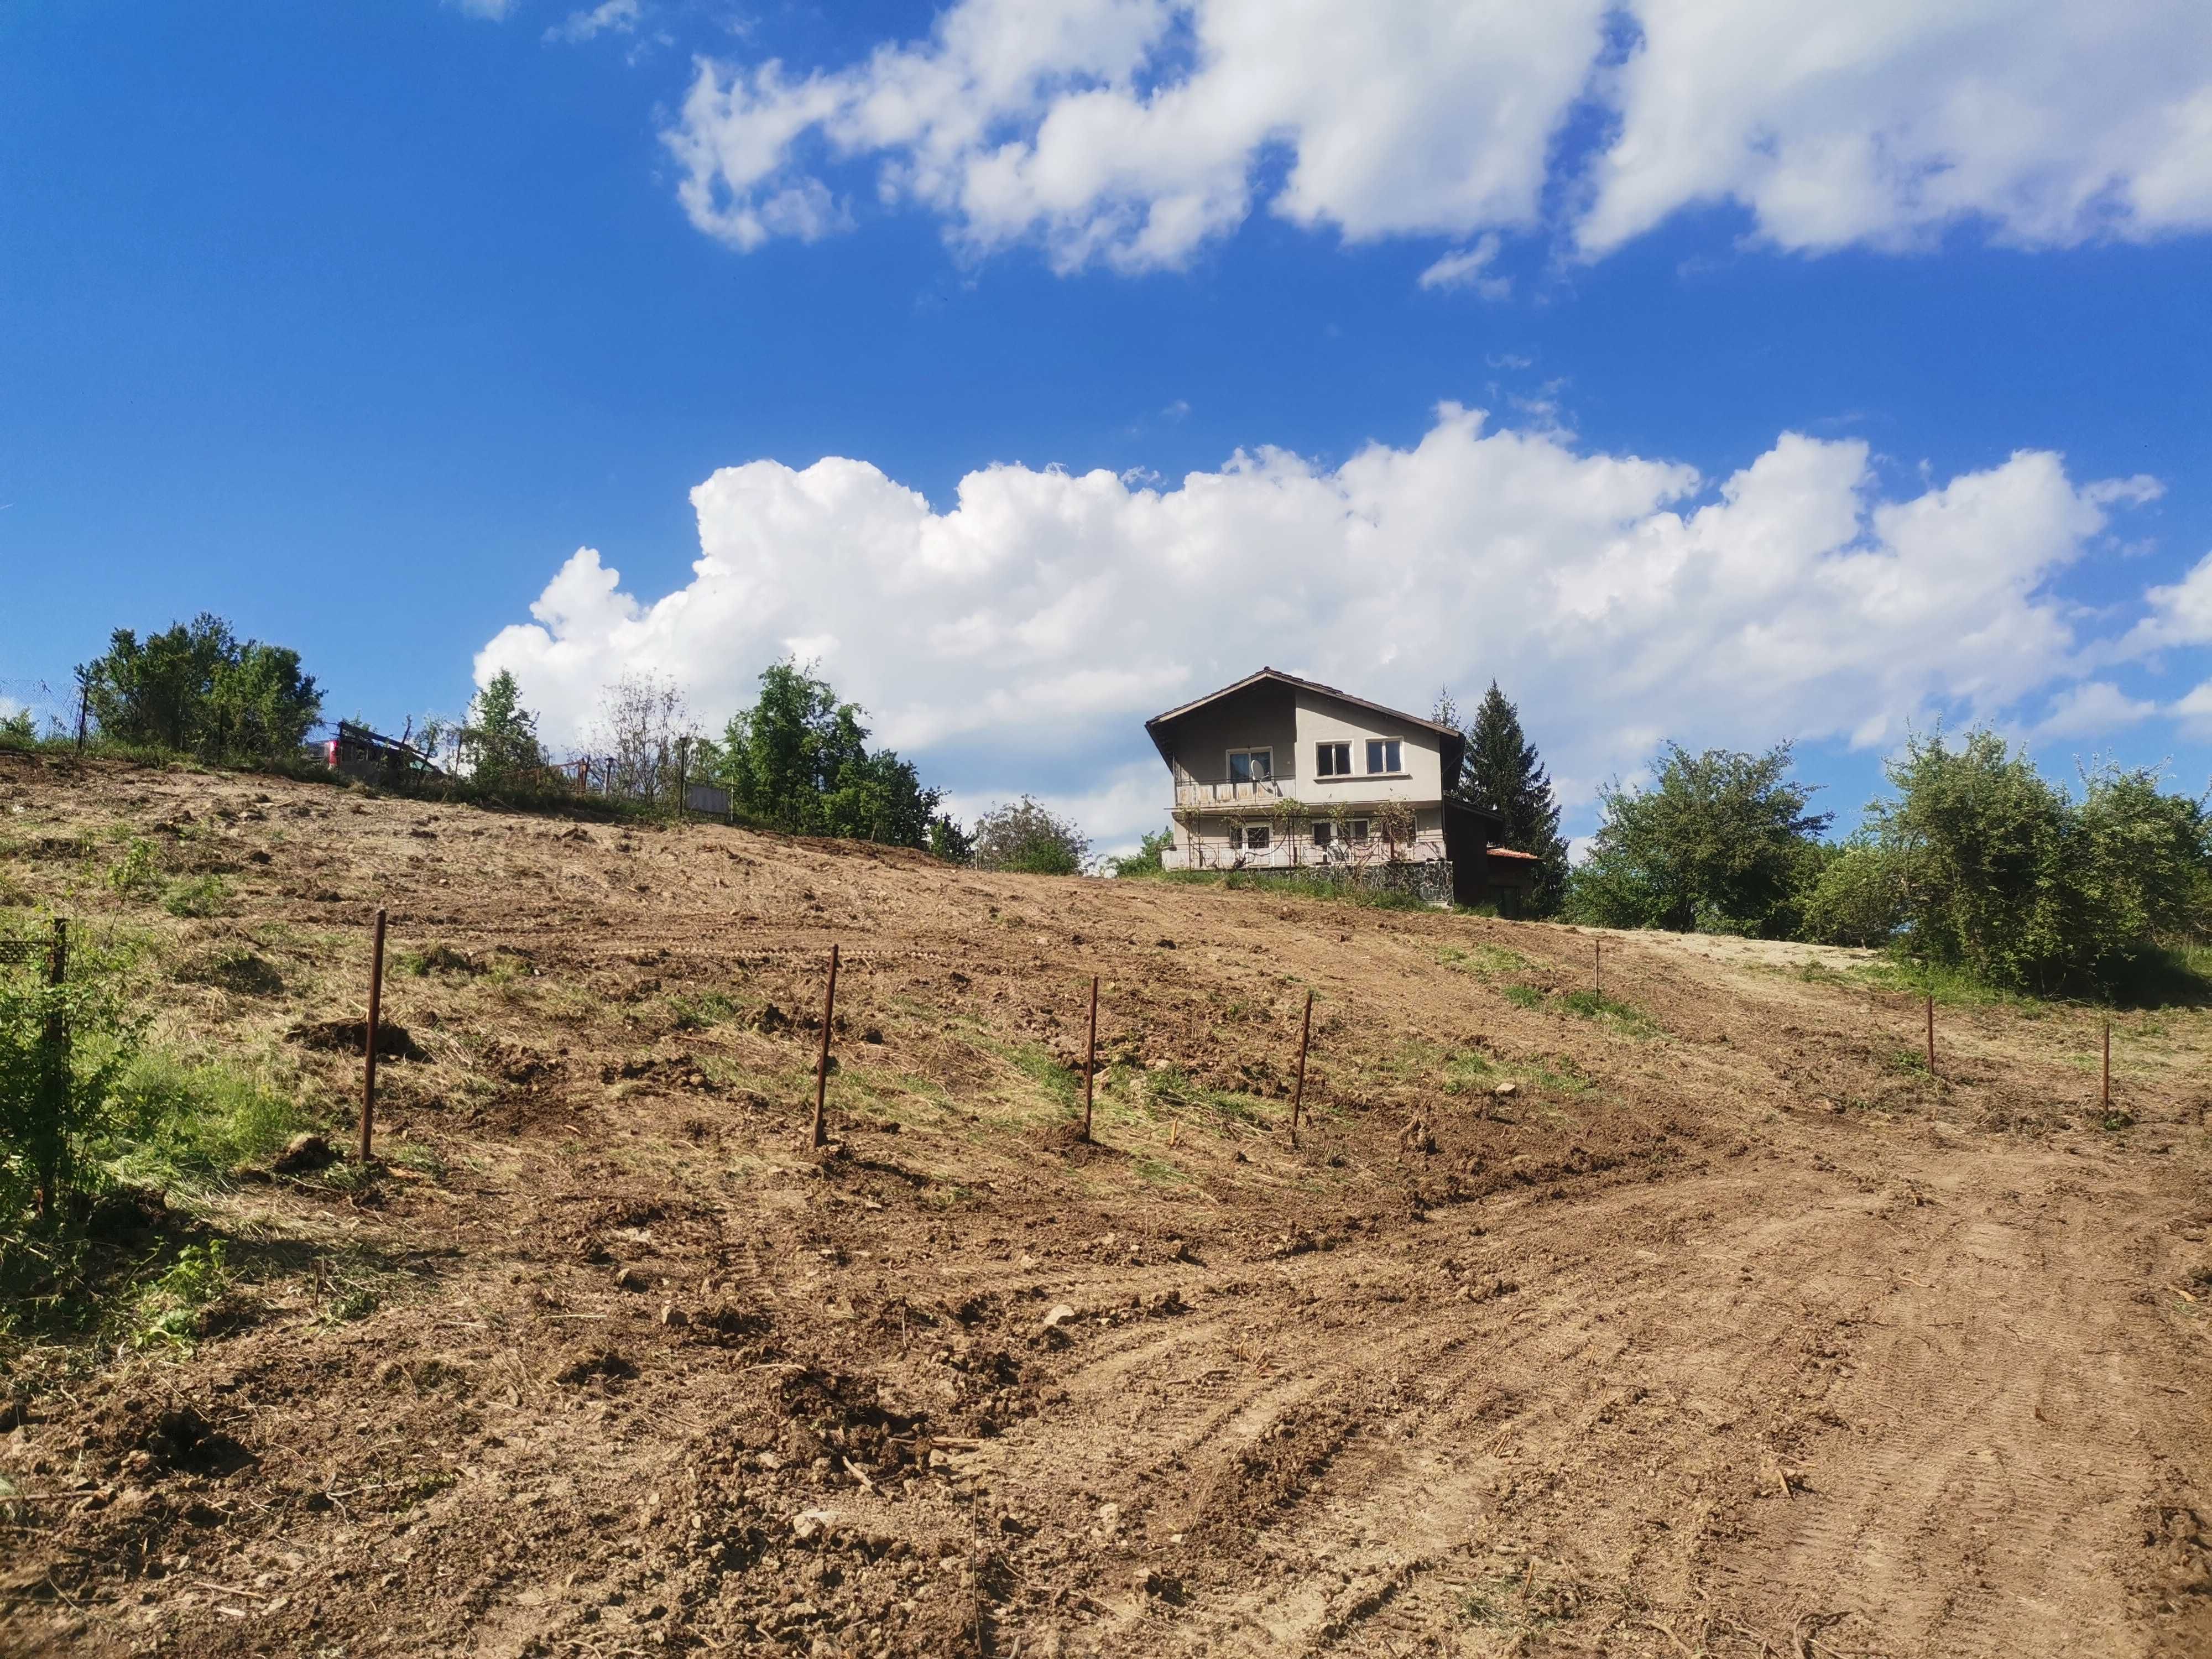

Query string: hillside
2 750 2210 1658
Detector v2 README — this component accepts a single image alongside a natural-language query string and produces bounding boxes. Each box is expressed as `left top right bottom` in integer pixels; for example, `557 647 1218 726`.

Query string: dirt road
1 753 2208 1656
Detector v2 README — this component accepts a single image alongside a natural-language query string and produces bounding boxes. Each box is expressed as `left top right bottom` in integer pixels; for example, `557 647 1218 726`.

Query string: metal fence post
811 945 839 1149
1290 989 1313 1150
359 908 386 1164
37 919 68 1215
1082 975 1098 1142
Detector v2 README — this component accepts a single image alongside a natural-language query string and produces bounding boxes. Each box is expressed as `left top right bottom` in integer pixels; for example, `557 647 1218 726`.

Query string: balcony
1173 776 1285 807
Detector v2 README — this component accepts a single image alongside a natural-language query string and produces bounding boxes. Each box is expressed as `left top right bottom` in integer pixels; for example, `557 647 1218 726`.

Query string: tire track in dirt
968 1135 2211 1657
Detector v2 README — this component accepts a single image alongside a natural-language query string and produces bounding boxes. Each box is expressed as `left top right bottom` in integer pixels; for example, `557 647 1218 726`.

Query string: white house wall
1291 690 1443 805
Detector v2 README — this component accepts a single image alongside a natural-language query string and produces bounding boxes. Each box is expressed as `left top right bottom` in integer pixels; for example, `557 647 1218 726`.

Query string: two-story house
1142 667 1536 908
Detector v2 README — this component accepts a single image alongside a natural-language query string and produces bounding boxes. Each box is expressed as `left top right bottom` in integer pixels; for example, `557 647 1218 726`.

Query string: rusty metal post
811 943 839 1149
74 674 88 754
1925 991 1935 1079
1290 989 1313 1150
2102 1016 2111 1111
1595 937 1602 999
359 908 386 1164
36 920 68 1215
1082 974 1098 1142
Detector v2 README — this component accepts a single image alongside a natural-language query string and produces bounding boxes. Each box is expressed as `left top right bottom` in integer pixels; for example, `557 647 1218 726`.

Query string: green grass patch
1151 868 1434 910
1558 988 1658 1036
103 1052 311 1187
160 874 234 918
665 990 738 1031
1501 982 1545 1010
129 1240 232 1352
397 943 481 977
1008 1043 1081 1109
1131 1154 1194 1186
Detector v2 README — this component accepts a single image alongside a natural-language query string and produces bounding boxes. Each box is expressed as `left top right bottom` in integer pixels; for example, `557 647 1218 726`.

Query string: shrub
972 796 1089 875
1564 742 1831 938
1801 842 1903 947
1108 828 1175 877
1868 733 2212 997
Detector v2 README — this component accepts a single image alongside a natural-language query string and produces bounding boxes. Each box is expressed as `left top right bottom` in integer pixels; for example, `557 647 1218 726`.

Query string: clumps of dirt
1182 1401 1364 1557
287 1017 425 1060
171 943 285 996
78 1184 171 1243
270 1131 336 1174
96 1399 255 1479
399 943 482 976
601 1053 717 1092
479 1038 560 1086
769 1368 933 1480
554 1349 638 1388
650 1421 987 1655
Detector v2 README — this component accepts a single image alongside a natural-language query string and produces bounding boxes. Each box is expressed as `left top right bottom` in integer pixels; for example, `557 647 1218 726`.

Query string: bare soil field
3 750 2210 1658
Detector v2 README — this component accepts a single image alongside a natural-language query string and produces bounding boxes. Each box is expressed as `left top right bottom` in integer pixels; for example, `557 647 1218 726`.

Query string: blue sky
4 1 2211 851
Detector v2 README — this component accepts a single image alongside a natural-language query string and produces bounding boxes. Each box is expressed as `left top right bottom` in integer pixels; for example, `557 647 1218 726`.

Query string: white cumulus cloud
2121 547 2212 655
477 405 2171 847
659 0 2212 269
1579 1 2212 255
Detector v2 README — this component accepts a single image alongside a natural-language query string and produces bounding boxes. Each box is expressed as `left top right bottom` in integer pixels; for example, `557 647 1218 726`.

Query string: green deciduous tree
80 614 322 763
461 669 545 789
1868 731 2211 995
1566 741 1832 937
717 660 956 851
1437 684 1569 914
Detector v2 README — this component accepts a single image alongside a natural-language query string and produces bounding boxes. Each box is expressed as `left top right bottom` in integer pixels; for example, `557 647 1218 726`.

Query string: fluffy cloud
661 0 2212 269
664 0 1609 268
2122 547 2212 655
1579 1 2212 254
478 406 2166 846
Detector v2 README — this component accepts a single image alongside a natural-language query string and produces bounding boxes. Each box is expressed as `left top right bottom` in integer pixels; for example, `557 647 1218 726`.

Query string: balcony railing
1173 776 1284 807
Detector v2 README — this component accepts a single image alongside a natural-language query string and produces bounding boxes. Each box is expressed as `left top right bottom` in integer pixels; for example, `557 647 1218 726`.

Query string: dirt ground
3 750 2210 1658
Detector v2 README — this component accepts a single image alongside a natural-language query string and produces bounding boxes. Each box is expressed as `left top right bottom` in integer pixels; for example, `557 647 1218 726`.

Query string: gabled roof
1147 666 1458 739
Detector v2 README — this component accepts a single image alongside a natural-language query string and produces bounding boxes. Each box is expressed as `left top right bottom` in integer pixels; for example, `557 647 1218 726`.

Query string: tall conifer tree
1436 682 1569 914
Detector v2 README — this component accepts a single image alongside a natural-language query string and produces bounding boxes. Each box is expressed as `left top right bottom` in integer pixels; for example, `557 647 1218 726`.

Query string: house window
1244 825 1269 851
1312 820 1329 848
1316 741 1350 777
1347 818 1369 843
1365 738 1402 774
1314 818 1368 848
1228 748 1272 784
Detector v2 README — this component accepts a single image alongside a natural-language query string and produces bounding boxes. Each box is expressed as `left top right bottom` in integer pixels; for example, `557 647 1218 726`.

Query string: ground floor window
1313 818 1368 848
1233 824 1269 851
